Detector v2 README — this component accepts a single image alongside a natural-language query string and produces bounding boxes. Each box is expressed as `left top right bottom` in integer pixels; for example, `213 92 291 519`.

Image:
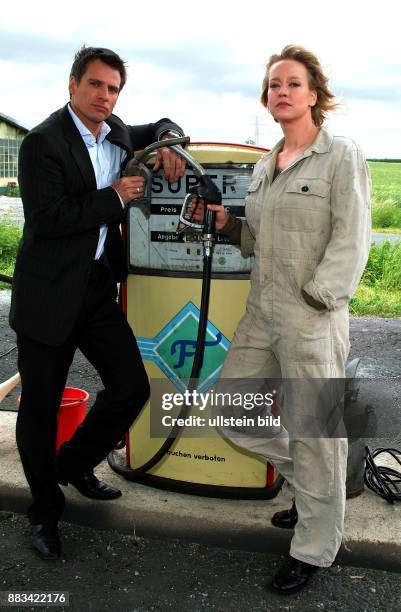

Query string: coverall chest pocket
277 178 331 233
245 176 264 234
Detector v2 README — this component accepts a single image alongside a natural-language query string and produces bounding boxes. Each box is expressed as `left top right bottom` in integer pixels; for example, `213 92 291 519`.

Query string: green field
369 161 401 232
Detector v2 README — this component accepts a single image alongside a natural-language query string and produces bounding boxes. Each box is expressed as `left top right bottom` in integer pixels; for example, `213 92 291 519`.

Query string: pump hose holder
123 136 190 214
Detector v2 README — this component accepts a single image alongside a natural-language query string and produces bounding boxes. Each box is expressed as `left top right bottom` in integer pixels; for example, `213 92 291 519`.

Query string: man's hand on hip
112 176 145 205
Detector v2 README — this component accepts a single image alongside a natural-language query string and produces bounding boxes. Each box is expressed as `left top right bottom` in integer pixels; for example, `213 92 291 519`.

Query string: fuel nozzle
177 174 222 256
198 175 221 256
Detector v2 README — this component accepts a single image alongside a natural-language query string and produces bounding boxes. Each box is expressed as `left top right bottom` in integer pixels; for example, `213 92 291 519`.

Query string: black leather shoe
31 524 61 560
271 501 298 529
60 472 122 500
270 555 318 594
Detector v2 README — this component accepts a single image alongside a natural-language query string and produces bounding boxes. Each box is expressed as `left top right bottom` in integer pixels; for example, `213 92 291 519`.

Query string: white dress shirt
68 104 126 260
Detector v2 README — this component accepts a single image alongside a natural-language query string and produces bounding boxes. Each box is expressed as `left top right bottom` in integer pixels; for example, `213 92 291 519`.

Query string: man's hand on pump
190 198 228 231
153 133 186 183
112 176 145 205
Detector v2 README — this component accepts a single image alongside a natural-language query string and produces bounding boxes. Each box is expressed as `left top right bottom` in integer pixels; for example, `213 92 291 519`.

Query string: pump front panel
128 143 266 276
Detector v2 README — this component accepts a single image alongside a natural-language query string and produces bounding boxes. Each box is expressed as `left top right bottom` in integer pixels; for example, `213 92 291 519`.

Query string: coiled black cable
364 446 401 503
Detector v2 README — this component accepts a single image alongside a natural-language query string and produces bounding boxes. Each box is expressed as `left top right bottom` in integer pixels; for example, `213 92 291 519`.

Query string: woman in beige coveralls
197 45 371 594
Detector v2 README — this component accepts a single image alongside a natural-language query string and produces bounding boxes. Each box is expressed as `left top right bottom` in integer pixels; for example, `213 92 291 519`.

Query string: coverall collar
263 127 334 183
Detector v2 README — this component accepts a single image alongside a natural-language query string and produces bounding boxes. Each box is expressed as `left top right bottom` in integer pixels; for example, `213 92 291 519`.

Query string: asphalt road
0 511 400 612
371 232 401 245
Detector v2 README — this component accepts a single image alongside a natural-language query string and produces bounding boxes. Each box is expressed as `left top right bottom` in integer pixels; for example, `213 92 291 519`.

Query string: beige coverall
220 127 371 567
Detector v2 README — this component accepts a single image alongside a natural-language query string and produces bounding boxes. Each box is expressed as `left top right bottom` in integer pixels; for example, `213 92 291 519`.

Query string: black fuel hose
0 273 13 284
108 242 214 475
188 251 212 390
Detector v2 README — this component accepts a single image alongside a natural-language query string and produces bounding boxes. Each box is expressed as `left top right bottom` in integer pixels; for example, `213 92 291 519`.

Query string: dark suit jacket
9 104 183 346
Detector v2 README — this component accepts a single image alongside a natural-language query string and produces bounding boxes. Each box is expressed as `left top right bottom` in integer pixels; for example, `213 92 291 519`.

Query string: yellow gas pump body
124 143 281 496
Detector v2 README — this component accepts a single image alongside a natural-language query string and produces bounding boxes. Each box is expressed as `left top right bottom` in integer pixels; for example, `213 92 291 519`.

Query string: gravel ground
1 290 401 611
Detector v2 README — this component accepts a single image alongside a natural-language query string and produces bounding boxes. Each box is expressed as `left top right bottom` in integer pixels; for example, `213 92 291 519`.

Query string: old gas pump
108 142 283 498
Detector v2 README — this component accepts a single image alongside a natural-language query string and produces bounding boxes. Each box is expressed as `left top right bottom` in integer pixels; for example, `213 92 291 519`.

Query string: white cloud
1 0 400 157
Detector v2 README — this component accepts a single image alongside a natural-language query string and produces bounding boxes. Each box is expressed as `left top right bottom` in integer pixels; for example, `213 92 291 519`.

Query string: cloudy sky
1 0 400 158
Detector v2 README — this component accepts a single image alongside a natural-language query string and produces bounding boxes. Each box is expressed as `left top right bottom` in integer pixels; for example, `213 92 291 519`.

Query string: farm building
0 112 29 192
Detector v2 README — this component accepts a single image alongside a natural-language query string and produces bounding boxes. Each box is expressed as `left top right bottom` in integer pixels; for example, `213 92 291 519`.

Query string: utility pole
254 116 259 146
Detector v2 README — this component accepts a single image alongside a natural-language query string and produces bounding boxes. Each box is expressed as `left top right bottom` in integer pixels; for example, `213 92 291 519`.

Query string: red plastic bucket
56 387 89 452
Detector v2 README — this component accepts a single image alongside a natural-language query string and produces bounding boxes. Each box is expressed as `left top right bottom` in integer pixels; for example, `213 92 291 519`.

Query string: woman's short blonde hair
260 45 339 127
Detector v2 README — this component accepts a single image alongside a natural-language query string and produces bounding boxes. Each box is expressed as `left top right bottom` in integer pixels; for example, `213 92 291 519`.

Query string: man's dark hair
70 45 127 90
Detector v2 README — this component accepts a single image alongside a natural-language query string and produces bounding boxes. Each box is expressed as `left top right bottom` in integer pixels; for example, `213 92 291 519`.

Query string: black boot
31 524 61 560
270 555 318 594
58 472 122 500
271 500 298 529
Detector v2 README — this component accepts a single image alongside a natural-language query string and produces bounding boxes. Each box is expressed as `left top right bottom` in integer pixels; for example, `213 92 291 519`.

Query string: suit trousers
16 259 150 526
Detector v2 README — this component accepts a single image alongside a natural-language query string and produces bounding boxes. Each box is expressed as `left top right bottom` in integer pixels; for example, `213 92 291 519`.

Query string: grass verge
373 228 401 234
350 285 401 317
350 240 401 317
0 222 22 289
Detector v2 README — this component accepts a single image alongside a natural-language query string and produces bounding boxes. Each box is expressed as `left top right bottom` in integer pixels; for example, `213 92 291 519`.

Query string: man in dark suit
9 45 185 560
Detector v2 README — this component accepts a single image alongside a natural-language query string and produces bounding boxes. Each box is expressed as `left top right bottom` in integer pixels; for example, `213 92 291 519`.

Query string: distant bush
6 186 20 197
367 159 401 163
